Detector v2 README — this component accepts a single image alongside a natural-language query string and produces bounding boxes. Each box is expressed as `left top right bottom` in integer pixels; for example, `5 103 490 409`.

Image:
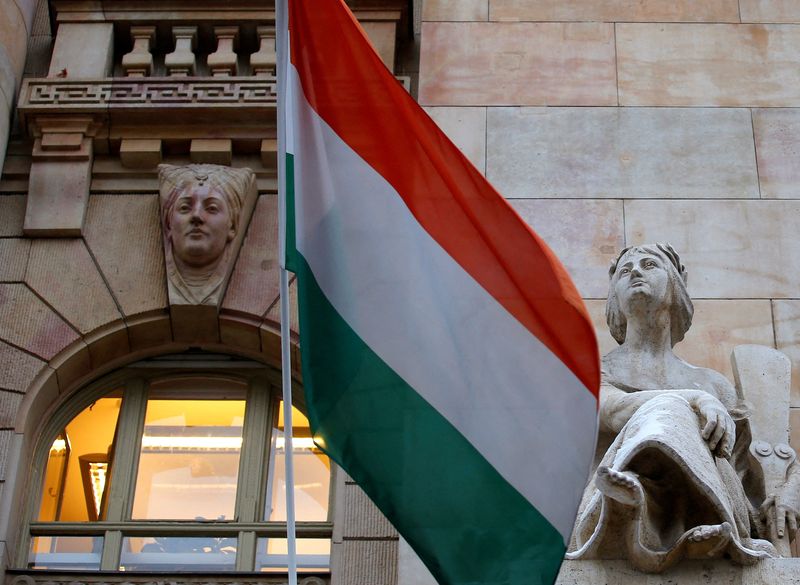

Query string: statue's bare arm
600 383 736 458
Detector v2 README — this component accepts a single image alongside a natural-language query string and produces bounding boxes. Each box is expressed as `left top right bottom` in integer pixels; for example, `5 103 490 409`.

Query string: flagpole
279 271 298 585
276 0 298 583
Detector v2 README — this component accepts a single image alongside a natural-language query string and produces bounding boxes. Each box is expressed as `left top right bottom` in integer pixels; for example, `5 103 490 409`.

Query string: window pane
28 536 102 570
120 536 237 571
266 403 331 522
132 395 246 520
255 538 330 573
38 395 122 522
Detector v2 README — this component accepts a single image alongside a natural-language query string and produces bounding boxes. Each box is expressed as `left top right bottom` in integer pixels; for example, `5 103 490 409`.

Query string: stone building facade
2 0 800 584
417 1 800 583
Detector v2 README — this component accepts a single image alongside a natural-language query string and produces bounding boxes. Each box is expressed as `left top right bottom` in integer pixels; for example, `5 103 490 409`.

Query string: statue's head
606 243 693 347
159 164 248 269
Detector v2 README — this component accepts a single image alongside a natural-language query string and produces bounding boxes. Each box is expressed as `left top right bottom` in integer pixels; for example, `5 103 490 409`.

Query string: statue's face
613 250 670 313
170 184 235 268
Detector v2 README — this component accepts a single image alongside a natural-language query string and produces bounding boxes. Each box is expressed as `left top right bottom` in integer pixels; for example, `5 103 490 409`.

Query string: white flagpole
275 0 298 583
279 273 298 585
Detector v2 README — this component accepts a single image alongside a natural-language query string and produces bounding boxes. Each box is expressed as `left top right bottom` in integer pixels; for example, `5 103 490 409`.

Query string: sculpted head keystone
158 164 255 306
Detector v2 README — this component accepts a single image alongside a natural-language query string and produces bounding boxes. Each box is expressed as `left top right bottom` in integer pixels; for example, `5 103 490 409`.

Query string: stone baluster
207 26 239 76
165 26 197 76
250 26 276 77
121 26 156 77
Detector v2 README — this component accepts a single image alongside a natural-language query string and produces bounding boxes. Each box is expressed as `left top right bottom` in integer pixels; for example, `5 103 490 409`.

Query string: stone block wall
419 0 800 453
332 471 399 585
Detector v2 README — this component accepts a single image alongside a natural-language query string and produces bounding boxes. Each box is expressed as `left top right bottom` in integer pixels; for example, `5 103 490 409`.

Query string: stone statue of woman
566 243 775 572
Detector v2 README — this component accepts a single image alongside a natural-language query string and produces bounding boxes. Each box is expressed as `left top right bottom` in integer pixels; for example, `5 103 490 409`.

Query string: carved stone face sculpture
611 249 670 313
169 183 236 269
159 164 255 306
606 243 693 347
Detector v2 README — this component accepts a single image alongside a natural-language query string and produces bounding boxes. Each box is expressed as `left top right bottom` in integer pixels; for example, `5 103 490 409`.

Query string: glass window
38 394 122 522
266 403 331 522
132 395 246 520
120 536 238 572
26 361 333 575
28 536 103 570
255 538 331 573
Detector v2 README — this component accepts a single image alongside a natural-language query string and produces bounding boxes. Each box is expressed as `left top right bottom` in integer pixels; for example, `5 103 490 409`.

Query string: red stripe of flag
288 0 600 396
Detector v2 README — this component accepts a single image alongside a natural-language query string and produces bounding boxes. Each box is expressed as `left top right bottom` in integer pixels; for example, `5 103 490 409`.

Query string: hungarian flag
277 1 600 584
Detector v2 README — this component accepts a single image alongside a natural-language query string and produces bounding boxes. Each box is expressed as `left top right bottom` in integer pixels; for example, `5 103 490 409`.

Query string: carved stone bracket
29 116 103 161
23 115 104 236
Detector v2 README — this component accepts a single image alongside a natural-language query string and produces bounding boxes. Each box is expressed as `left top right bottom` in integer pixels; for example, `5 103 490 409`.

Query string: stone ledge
556 558 800 585
16 77 277 130
5 572 330 585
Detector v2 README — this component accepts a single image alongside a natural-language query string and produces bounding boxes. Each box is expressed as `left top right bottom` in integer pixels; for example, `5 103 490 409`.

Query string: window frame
18 356 335 573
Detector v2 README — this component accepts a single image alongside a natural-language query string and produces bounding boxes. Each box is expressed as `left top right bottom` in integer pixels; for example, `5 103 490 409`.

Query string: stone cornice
51 0 408 24
17 77 277 137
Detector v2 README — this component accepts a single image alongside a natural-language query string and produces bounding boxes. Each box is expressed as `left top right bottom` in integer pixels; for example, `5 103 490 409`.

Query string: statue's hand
761 492 800 540
695 394 735 458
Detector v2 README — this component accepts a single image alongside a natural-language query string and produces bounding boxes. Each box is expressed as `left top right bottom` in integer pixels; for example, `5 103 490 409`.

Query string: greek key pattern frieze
19 78 276 110
7 574 328 585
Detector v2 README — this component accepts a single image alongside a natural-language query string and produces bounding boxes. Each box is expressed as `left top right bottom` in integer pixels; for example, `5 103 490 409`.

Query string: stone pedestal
48 23 114 78
396 549 800 584
556 559 800 585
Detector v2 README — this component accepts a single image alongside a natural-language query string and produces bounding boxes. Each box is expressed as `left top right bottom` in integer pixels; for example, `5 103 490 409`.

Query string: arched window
21 355 333 574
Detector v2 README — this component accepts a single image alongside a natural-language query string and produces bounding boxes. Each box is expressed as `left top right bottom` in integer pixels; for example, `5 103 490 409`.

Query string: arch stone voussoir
25 239 122 334
83 194 168 318
0 284 79 360
15 311 300 438
221 193 281 317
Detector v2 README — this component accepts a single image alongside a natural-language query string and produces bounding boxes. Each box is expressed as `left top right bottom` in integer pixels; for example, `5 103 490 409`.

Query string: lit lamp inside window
79 455 110 521
37 396 122 523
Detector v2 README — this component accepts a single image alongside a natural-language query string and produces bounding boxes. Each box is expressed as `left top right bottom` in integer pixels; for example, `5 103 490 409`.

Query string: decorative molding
17 78 276 133
50 0 408 24
7 573 330 585
19 78 275 110
29 116 103 162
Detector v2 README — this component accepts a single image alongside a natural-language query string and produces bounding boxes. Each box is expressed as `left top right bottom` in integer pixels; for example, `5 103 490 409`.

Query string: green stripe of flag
294 252 566 585
284 153 298 272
